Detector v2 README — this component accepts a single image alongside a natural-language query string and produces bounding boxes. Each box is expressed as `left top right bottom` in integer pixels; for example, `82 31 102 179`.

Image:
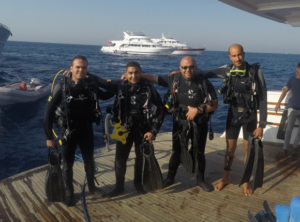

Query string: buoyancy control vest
54 76 101 133
164 73 213 120
112 81 156 129
218 63 260 122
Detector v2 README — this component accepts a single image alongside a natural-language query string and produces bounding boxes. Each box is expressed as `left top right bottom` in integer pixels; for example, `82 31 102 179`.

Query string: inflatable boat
0 78 51 107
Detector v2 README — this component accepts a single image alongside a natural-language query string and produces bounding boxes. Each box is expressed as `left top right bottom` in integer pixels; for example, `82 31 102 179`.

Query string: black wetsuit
202 62 267 140
158 74 217 182
90 76 165 193
44 74 114 199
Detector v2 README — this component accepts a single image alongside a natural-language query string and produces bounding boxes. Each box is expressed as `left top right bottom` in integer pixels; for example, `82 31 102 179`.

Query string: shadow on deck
0 133 299 221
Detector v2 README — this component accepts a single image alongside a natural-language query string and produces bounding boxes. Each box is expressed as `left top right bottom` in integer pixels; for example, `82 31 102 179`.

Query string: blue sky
1 0 299 54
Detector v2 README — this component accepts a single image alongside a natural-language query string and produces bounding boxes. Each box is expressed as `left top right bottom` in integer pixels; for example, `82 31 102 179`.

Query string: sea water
0 41 299 180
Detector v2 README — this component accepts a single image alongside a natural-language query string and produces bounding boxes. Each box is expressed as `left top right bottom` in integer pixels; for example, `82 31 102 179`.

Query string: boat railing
124 31 145 36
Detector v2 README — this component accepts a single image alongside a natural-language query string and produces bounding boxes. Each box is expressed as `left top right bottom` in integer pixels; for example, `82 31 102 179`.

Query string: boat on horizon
0 23 12 54
151 34 205 55
101 31 175 55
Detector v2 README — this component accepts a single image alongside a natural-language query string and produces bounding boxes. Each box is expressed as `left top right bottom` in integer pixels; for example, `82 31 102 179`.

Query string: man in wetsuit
44 55 114 206
91 61 165 197
140 56 218 192
275 62 300 157
202 44 267 196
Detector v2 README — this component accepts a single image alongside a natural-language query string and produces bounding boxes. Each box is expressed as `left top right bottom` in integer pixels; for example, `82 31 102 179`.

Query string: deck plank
0 132 300 221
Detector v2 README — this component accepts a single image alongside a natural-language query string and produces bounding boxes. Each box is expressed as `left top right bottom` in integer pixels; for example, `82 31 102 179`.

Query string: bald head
228 44 245 69
180 56 196 66
179 56 197 80
228 44 244 55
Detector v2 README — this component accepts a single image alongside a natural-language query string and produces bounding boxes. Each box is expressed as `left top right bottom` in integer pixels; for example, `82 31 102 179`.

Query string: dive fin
179 134 194 174
45 149 66 202
252 138 264 191
248 211 259 222
263 200 276 222
141 141 163 192
277 109 288 140
239 135 255 186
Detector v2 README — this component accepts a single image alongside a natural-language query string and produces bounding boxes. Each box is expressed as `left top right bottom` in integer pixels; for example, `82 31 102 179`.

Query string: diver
44 55 114 206
135 56 218 192
88 61 165 197
200 44 267 196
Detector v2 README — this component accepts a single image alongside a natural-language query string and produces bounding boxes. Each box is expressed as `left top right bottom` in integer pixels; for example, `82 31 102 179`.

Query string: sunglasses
181 66 195 70
229 69 246 76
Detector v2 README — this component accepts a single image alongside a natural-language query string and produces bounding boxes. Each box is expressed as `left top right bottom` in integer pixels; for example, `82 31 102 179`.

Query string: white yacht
151 34 205 55
101 31 175 55
0 23 12 54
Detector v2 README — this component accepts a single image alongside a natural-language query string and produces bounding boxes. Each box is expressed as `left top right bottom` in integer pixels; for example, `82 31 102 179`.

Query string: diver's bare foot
214 180 229 191
242 182 253 196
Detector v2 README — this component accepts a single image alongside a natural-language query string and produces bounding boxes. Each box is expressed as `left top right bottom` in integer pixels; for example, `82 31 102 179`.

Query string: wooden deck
0 132 299 222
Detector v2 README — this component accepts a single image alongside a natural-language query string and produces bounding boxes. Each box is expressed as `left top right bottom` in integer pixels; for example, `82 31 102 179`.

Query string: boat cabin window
111 43 116 46
152 45 156 48
129 44 141 47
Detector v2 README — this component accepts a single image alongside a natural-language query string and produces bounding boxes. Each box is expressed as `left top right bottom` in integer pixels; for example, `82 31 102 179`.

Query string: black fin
239 135 255 186
252 139 264 191
179 134 194 174
141 141 163 192
263 200 276 222
45 149 66 202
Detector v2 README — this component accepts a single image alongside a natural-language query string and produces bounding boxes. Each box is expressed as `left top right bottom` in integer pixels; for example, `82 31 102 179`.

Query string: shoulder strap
62 76 71 130
249 63 260 79
226 64 234 76
173 73 180 90
168 73 181 103
197 74 211 105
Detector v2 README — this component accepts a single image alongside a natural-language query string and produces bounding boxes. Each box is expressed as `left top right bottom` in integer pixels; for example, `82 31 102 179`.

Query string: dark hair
126 61 141 71
297 62 300 68
71 55 88 66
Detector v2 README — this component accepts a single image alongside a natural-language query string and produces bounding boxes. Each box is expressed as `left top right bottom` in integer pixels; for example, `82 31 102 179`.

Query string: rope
74 154 91 222
0 54 23 82
0 108 47 160
1 100 92 221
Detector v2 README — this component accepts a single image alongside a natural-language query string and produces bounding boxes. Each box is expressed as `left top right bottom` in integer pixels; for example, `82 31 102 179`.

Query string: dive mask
229 69 246 76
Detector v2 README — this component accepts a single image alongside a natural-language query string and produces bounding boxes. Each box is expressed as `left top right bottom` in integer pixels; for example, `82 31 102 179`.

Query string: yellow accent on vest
110 118 129 144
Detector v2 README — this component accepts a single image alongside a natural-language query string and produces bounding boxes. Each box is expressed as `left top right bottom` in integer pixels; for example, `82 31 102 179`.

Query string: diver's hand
275 103 280 113
170 71 179 75
186 106 197 120
144 132 155 142
63 70 71 76
253 127 263 140
121 73 127 81
47 139 57 148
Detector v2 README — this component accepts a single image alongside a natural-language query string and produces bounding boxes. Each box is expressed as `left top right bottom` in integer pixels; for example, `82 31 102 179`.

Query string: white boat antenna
162 33 165 38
